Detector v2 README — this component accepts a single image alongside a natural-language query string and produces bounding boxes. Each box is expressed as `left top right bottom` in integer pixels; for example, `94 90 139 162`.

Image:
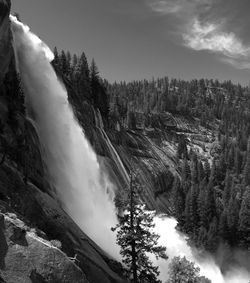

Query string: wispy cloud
147 0 212 16
148 0 182 15
222 57 250 70
146 0 250 69
183 19 250 58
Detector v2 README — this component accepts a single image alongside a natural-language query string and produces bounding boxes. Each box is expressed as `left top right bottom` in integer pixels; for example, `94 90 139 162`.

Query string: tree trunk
130 173 138 283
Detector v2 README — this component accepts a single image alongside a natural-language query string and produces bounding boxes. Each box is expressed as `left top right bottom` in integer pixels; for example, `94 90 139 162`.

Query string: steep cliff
0 3 125 283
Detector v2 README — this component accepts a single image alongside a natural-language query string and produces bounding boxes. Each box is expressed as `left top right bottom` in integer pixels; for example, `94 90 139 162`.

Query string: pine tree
167 256 211 283
171 177 185 224
74 52 91 99
243 137 250 186
190 154 198 184
176 136 188 160
197 181 207 228
234 146 242 175
226 183 240 244
181 159 191 193
218 208 229 240
204 159 210 181
223 171 232 208
52 47 60 70
206 216 218 251
71 54 78 77
197 226 208 247
197 161 205 183
238 189 250 246
90 59 109 119
60 50 69 76
184 184 199 234
203 182 216 230
112 173 167 283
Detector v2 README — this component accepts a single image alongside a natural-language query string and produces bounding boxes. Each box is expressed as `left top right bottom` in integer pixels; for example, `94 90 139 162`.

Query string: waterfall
10 15 120 259
10 15 250 283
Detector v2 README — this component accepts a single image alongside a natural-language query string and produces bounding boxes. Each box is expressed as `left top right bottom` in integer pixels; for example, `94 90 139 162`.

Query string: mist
153 216 250 283
10 15 120 259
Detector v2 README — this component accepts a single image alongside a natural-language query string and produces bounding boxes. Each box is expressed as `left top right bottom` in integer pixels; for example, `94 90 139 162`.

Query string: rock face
0 0 12 81
89 111 214 213
0 212 88 283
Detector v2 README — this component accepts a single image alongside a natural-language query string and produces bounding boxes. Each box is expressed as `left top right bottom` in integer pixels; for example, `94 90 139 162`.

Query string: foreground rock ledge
0 212 88 283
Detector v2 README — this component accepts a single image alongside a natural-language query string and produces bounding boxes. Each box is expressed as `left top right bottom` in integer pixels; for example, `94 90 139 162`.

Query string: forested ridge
1 47 249 258
50 48 250 253
107 76 250 251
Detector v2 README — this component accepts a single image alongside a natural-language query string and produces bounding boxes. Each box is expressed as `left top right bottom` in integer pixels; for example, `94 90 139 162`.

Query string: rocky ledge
0 210 88 283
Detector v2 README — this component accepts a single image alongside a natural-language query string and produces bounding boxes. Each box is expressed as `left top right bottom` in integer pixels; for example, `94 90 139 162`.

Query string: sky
11 0 250 85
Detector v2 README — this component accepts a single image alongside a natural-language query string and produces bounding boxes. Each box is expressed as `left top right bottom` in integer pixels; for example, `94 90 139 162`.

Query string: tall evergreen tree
52 46 60 70
226 184 240 244
223 171 232 207
203 159 210 181
74 52 91 99
171 177 185 224
243 137 250 186
112 173 167 283
90 59 109 119
60 50 69 76
176 136 188 160
184 184 199 234
238 189 250 246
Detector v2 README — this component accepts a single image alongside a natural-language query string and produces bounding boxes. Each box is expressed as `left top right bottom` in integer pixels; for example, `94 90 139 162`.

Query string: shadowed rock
29 269 47 283
9 226 28 246
0 214 8 269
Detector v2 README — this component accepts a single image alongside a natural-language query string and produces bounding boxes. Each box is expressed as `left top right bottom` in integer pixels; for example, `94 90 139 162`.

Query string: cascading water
154 217 250 283
10 15 250 283
10 15 120 259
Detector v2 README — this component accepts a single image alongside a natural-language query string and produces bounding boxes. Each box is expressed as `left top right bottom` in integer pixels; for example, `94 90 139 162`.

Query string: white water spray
10 15 120 259
10 15 250 283
154 217 250 283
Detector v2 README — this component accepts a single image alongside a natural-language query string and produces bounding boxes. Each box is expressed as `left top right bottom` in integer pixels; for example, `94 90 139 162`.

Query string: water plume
10 15 120 259
153 216 250 283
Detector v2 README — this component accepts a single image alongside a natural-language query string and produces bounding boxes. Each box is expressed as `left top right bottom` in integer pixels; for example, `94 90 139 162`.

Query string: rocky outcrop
0 211 88 283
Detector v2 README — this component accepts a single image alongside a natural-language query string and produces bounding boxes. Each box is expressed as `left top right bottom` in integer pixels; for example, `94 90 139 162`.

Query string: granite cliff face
88 110 214 213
